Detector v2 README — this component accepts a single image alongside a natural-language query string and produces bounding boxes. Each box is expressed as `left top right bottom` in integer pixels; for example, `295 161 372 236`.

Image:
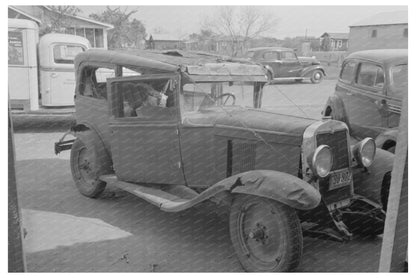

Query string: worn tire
229 194 303 272
70 139 106 198
310 70 324 84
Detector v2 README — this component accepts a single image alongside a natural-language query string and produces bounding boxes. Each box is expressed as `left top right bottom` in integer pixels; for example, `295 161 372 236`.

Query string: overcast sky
79 5 407 39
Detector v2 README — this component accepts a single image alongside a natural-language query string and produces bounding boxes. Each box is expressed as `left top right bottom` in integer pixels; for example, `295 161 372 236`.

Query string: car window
389 64 407 99
53 44 85 64
181 82 255 113
263 52 278 60
281 51 296 60
80 66 114 99
340 61 356 83
356 63 385 89
109 77 177 120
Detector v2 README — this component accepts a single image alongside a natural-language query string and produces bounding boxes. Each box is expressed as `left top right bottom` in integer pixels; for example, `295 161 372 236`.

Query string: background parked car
323 49 407 153
245 47 326 83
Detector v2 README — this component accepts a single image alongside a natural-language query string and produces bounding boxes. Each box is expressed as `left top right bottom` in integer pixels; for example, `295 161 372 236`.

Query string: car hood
183 108 316 142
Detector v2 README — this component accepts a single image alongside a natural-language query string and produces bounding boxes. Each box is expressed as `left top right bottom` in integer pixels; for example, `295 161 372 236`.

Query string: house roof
10 6 113 29
41 6 114 29
350 10 408 27
8 6 42 24
321 32 349 40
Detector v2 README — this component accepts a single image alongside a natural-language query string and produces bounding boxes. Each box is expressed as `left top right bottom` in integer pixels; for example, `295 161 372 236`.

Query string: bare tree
40 6 80 35
203 6 278 56
90 6 146 49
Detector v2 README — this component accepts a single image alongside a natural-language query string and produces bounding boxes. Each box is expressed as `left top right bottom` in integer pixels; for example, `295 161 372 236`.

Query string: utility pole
379 89 408 272
8 106 26 272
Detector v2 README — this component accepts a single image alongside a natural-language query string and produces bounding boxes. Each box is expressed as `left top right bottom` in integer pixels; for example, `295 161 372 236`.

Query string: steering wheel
215 93 236 105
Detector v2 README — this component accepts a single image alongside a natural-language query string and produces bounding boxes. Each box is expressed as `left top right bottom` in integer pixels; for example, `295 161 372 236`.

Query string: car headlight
353 138 376 167
311 145 333 178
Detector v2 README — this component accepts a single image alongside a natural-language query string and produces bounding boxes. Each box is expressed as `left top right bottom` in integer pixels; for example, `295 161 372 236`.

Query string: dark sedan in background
323 49 407 153
245 47 326 83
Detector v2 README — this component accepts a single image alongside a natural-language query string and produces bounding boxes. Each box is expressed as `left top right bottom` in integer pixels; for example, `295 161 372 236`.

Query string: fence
311 51 347 67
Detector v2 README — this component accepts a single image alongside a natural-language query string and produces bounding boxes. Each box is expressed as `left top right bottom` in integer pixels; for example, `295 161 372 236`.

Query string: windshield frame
179 80 264 123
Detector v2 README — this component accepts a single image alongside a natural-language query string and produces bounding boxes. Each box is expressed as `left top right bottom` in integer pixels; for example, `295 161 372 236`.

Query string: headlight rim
354 137 376 168
311 144 333 178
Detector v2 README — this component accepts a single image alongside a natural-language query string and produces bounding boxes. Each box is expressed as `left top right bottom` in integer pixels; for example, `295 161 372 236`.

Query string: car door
386 64 407 128
108 74 185 185
346 61 388 139
279 51 303 77
46 44 86 106
259 51 281 78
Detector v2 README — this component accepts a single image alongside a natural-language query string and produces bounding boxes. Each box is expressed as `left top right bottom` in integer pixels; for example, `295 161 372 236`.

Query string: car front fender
352 148 394 204
300 65 326 77
375 128 398 149
323 95 350 127
213 170 321 210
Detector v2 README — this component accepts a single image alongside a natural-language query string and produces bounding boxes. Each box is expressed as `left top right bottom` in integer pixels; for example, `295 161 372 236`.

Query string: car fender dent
213 170 321 210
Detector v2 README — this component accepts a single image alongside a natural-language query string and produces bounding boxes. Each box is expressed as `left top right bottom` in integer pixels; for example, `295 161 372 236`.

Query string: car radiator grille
316 130 349 171
316 129 352 204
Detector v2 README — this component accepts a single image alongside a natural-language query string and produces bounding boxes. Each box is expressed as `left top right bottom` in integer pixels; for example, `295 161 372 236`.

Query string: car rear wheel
229 194 303 272
70 139 106 198
310 70 323 84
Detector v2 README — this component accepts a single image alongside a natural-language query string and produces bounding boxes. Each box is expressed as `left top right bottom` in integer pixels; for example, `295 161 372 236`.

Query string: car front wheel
229 194 303 272
310 70 323 84
70 139 106 198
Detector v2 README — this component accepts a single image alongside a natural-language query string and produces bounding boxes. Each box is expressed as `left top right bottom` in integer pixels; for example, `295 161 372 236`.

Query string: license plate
329 169 352 190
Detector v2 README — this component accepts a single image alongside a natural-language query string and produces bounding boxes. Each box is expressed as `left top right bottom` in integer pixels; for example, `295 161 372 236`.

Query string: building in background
146 34 185 50
348 10 408 53
8 6 113 49
320 32 349 51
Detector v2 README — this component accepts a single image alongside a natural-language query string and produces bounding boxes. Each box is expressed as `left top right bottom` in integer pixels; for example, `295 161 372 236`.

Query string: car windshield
391 64 408 91
181 82 256 113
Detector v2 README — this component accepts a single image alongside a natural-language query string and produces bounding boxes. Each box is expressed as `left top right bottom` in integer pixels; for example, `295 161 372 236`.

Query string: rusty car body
323 49 407 153
245 47 326 83
55 49 393 272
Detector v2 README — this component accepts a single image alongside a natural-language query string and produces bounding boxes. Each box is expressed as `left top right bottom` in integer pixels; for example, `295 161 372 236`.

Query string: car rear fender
213 170 321 210
300 65 326 77
352 149 394 204
74 125 113 175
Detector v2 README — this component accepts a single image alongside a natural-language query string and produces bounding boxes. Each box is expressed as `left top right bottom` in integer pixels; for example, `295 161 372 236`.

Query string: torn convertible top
75 49 269 82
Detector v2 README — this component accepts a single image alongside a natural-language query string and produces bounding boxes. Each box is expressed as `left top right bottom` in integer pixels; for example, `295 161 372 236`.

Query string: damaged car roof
75 49 269 82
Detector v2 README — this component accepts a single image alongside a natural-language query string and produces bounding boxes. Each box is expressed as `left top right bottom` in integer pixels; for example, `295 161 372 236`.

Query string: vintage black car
245 47 326 83
323 49 407 153
55 49 393 272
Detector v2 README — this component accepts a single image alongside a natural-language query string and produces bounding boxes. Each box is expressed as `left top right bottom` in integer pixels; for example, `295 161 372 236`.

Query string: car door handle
50 73 58 78
346 92 352 96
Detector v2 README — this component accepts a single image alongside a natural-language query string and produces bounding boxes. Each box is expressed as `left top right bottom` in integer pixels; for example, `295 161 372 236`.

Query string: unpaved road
13 80 383 272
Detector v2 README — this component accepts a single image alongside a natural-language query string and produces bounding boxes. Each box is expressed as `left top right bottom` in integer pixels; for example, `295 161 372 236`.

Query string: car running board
100 175 227 212
272 77 309 81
